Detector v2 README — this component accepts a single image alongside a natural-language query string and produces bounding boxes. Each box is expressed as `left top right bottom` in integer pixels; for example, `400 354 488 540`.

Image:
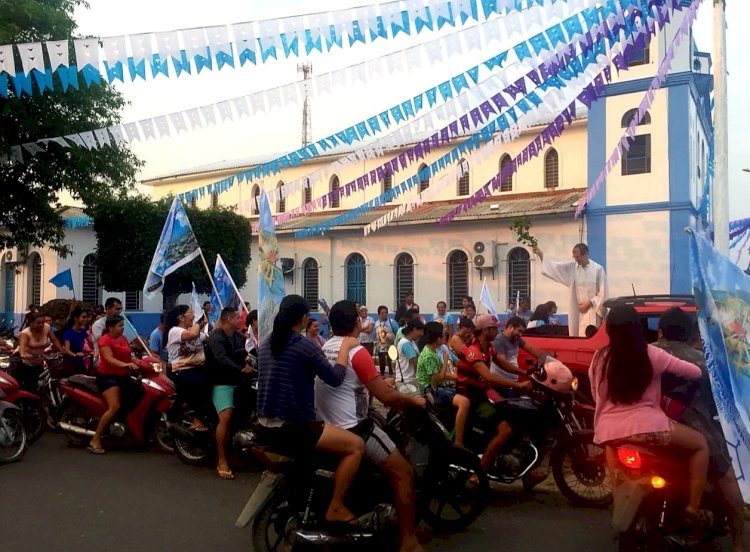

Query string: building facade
0 7 713 334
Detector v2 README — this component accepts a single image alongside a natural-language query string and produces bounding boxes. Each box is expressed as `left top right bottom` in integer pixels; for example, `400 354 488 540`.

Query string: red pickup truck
519 295 697 399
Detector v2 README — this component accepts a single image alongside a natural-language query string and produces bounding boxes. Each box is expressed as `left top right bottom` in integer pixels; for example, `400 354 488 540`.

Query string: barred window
28 253 42 307
418 163 430 192
330 175 340 209
622 135 651 175
210 192 219 208
345 253 366 306
499 155 513 192
383 171 393 202
394 253 414 308
304 178 312 204
252 186 260 215
125 291 142 311
457 159 470 196
82 253 101 306
447 250 469 310
302 258 319 311
507 247 531 307
277 181 285 213
544 148 559 189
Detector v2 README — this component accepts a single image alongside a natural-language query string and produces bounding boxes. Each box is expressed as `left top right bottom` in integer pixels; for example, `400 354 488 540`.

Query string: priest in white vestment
532 243 609 337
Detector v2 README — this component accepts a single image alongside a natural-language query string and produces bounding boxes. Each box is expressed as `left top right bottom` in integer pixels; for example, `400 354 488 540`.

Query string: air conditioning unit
3 249 18 263
280 257 296 274
472 241 496 268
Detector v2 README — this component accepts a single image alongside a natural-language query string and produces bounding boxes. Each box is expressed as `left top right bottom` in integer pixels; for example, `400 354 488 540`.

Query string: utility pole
713 0 729 254
297 61 313 148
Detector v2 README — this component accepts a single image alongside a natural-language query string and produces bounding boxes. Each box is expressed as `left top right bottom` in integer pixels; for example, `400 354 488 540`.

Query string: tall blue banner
690 231 750 500
257 190 285 341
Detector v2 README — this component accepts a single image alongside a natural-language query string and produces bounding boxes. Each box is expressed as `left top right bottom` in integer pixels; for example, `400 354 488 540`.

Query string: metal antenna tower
298 61 313 148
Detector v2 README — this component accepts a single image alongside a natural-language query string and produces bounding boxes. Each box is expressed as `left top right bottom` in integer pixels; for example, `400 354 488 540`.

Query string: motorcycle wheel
173 410 213 466
17 398 45 444
252 487 303 552
0 411 28 463
59 402 95 447
421 445 489 532
551 432 612 508
151 412 174 454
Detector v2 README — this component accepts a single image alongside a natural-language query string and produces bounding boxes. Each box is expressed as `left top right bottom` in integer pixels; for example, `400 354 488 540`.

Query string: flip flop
217 468 235 480
191 425 210 432
87 444 106 455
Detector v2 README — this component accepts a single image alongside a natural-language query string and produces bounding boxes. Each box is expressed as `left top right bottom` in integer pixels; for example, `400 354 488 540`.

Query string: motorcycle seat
67 374 100 395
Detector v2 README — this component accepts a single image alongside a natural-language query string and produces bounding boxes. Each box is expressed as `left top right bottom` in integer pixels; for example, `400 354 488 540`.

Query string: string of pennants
3 4 556 164
444 0 688 225
149 0 652 209
308 0 669 237
0 0 578 98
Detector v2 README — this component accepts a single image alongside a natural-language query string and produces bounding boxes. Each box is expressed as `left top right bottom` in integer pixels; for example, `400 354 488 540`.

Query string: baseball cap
474 314 501 330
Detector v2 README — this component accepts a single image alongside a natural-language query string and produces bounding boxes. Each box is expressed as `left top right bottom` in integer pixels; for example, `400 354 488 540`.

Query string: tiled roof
274 188 585 233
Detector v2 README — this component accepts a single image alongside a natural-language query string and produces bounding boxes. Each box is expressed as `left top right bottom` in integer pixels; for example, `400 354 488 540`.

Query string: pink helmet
531 355 574 394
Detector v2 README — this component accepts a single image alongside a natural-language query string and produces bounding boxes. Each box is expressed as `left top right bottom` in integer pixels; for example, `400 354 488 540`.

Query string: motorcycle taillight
616 448 642 469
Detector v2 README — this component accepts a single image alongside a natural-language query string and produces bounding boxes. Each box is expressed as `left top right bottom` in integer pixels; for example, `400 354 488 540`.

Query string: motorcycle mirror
387 345 398 361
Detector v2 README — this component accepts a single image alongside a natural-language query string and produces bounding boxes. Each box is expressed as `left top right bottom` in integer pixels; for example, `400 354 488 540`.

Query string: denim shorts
433 386 457 406
212 385 236 413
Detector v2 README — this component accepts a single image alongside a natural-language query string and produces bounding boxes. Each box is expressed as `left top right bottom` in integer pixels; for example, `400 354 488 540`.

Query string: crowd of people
5 240 744 551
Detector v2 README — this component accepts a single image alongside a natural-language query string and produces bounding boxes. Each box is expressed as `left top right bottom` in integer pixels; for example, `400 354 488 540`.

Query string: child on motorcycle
416 322 469 448
589 305 708 524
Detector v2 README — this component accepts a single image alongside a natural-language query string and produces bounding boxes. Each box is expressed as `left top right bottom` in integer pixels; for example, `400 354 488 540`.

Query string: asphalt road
4 433 625 551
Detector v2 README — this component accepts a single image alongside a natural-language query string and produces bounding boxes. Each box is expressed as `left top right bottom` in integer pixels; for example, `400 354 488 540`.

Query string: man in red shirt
456 314 532 475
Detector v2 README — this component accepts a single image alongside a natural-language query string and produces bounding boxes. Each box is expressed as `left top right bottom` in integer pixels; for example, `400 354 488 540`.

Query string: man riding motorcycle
491 316 543 385
315 300 426 552
205 307 254 480
455 315 533 476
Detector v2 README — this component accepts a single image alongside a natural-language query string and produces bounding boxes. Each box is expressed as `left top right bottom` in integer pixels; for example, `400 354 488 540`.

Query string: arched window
507 247 531 307
27 253 42 307
544 148 559 189
304 178 312 204
418 163 430 192
345 253 366 305
447 250 469 310
383 171 393 201
189 195 197 208
210 191 219 208
302 258 319 310
330 175 340 209
394 253 414 308
252 185 260 215
499 154 513 192
276 181 285 213
457 159 470 196
621 110 652 176
621 109 651 127
82 253 101 306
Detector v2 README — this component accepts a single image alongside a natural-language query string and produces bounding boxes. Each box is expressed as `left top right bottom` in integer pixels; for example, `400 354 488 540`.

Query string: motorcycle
169 373 258 466
0 359 47 443
609 444 728 551
237 403 489 551
0 388 27 463
54 356 174 452
422 354 611 508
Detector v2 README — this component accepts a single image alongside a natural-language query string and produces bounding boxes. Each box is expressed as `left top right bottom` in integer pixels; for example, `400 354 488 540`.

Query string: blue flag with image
143 197 201 299
49 268 74 292
690 231 750 500
258 189 285 340
209 255 244 325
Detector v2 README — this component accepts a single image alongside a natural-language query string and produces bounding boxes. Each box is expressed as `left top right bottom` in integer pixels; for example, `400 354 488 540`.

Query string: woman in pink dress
589 305 708 522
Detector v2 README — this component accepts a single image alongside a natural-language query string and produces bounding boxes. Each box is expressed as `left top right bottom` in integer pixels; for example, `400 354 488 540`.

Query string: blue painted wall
586 97 608 269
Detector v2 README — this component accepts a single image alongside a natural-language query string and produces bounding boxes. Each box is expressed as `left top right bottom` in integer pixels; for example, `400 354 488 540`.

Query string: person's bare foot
324 505 358 524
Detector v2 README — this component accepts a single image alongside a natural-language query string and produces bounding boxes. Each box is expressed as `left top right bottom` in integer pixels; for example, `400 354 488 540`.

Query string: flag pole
218 254 249 312
199 250 223 310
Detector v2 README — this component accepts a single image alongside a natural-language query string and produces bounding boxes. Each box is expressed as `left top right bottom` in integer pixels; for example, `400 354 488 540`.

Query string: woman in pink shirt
589 306 708 521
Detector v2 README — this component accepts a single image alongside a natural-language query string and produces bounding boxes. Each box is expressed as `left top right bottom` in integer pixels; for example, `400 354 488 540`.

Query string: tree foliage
90 196 253 302
0 0 141 256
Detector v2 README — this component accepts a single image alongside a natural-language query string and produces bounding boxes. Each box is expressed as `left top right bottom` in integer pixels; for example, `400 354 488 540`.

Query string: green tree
90 196 253 308
0 0 141 255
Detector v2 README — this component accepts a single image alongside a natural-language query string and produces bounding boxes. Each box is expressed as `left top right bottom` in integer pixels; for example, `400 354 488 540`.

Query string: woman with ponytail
590 305 708 524
257 295 365 526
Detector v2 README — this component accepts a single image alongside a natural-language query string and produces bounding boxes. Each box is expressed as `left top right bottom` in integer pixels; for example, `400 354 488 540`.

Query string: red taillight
617 448 642 469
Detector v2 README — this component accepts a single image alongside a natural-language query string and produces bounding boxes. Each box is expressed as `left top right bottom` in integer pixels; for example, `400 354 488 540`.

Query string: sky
71 1 748 226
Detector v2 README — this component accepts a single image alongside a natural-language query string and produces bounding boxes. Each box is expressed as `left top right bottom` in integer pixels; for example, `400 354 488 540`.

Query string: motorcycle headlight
571 377 579 392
